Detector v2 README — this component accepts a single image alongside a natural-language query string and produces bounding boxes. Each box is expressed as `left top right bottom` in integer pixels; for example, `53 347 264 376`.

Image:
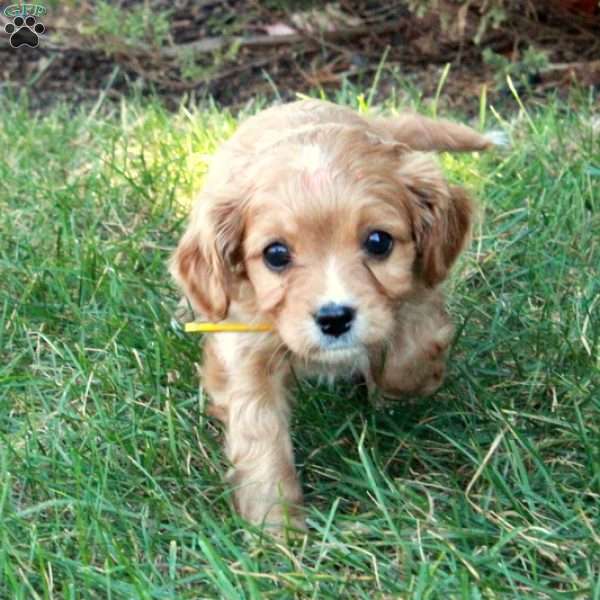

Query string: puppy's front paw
377 363 447 400
376 338 450 399
259 504 308 541
230 469 306 534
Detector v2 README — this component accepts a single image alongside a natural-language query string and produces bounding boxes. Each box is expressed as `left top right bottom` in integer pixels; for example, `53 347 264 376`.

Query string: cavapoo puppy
171 99 497 532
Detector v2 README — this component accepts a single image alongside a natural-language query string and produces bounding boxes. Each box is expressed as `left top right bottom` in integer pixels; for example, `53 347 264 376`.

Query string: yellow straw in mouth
184 322 273 333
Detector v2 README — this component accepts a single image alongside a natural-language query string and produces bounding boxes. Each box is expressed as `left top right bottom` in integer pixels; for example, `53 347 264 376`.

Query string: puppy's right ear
171 174 250 322
170 224 230 322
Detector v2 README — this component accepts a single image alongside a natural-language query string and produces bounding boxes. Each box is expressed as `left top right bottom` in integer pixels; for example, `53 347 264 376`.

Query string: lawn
0 89 598 599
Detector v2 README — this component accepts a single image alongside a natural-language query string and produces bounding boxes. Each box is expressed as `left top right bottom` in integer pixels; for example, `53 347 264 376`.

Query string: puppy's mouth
312 346 364 364
310 333 365 364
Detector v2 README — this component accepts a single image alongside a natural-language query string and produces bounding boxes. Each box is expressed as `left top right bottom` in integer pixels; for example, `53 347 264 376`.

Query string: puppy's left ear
398 154 473 287
373 112 502 152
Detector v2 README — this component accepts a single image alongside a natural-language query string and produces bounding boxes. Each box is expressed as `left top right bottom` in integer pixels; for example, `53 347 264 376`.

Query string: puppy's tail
373 113 507 153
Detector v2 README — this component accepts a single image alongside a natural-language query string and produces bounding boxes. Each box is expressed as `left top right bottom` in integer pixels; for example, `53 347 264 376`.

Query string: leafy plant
405 0 540 43
86 1 172 49
483 45 549 90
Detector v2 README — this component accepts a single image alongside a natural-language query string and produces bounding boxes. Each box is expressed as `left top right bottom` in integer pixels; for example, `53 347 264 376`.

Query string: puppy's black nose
314 303 355 338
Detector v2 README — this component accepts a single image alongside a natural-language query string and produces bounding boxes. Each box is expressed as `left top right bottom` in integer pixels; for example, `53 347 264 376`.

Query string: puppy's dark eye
363 230 393 258
263 242 292 271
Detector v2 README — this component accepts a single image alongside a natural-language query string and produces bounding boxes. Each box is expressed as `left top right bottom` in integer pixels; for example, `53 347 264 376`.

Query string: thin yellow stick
184 322 273 333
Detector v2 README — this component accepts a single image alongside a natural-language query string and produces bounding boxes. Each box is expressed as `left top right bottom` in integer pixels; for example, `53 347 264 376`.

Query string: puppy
170 100 495 531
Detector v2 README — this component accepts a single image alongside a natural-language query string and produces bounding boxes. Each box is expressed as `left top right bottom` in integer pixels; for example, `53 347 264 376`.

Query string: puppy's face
172 127 471 363
243 142 414 363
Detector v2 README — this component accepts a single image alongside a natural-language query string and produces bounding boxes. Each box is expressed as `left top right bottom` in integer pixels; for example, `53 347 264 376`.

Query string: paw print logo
4 15 45 48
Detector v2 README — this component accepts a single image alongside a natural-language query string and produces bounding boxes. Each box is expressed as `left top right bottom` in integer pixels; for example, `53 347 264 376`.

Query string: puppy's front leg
374 294 454 398
204 338 304 530
226 370 304 531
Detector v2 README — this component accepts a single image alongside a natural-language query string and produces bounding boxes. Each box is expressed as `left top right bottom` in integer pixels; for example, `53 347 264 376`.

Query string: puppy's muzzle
314 303 356 338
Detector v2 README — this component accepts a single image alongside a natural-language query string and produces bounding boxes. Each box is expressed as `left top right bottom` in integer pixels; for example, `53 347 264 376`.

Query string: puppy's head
171 125 472 363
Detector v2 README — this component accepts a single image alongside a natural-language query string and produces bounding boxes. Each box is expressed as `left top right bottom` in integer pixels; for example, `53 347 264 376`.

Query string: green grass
0 89 598 599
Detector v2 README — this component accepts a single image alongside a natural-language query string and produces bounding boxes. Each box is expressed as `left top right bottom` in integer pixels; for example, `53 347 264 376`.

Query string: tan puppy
171 100 496 531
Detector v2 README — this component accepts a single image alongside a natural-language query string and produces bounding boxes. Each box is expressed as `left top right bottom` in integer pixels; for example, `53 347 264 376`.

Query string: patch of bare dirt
1 1 599 114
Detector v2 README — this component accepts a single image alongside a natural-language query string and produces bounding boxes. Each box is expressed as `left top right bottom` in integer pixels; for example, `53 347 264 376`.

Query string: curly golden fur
170 100 494 531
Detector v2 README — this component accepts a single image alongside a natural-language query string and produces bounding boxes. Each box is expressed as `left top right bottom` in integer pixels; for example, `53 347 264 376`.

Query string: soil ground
1 1 599 114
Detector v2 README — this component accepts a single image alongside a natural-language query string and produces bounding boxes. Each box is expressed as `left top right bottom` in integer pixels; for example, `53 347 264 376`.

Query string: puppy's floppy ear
373 113 496 152
398 153 473 287
170 193 245 322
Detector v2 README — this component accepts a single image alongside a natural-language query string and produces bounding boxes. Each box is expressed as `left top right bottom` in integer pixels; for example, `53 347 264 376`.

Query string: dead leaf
264 22 297 37
291 3 362 34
